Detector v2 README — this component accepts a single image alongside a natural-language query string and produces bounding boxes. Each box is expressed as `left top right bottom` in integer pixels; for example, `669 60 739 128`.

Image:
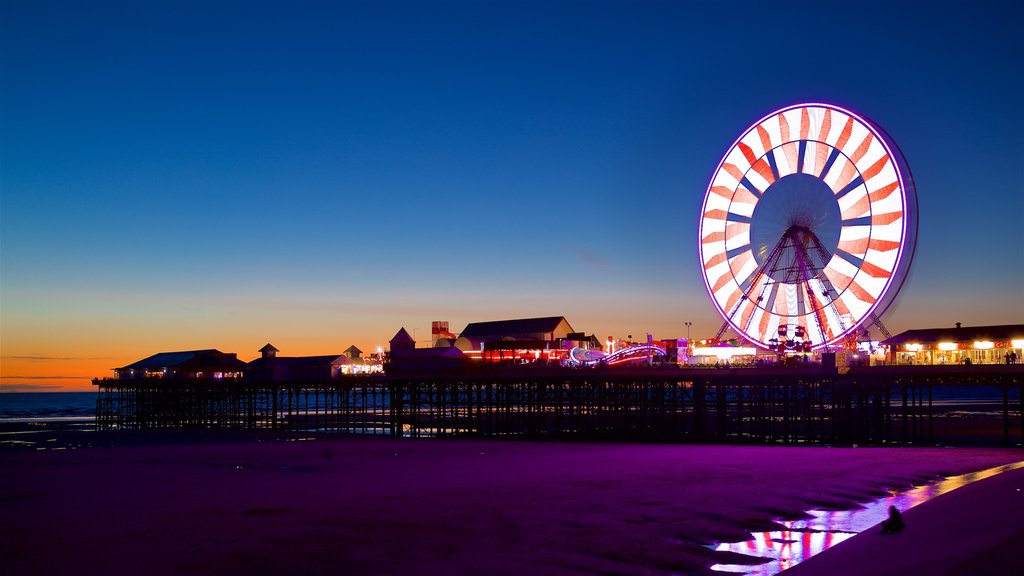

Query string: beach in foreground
2 436 1022 575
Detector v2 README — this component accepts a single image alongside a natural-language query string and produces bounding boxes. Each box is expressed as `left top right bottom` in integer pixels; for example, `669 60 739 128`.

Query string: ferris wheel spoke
867 181 899 203
858 260 892 279
818 147 841 179
831 159 859 195
858 154 891 186
710 273 733 294
847 132 875 164
823 260 856 292
833 116 855 153
743 173 769 195
841 215 872 227
765 150 781 181
756 124 774 154
703 252 729 270
701 230 727 244
776 143 799 177
834 248 866 271
806 140 828 176
725 244 750 260
837 237 900 254
757 302 774 340
725 222 750 242
840 189 871 220
702 208 729 221
871 211 903 225
730 252 757 287
834 174 865 200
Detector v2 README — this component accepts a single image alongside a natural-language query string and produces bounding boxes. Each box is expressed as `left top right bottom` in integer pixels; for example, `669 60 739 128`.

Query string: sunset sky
2 0 1022 391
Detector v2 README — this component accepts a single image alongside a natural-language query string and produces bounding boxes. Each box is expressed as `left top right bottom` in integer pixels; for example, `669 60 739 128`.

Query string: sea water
0 392 96 423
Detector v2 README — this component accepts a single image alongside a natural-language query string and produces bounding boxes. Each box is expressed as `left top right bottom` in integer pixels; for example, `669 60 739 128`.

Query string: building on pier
884 324 1024 365
451 316 601 365
247 343 382 380
387 328 467 373
113 349 246 379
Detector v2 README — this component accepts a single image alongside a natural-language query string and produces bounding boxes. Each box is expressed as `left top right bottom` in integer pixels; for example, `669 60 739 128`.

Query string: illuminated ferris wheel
699 103 917 352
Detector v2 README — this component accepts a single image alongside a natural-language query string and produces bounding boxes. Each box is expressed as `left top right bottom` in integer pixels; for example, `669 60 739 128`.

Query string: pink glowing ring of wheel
699 103 917 350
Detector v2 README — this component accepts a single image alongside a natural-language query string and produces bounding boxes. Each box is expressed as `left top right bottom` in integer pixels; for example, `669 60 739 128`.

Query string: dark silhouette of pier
94 365 1023 447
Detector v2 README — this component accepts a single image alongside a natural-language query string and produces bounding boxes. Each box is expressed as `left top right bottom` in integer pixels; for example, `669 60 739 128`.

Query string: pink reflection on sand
710 461 1024 575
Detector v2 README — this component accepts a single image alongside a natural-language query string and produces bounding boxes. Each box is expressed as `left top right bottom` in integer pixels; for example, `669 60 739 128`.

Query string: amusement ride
567 102 917 366
700 103 917 354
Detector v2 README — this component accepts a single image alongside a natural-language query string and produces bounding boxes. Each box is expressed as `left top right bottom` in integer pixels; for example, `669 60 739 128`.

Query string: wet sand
1 436 1021 575
786 465 1024 576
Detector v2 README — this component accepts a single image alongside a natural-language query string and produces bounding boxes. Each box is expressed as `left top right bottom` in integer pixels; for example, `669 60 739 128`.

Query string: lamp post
685 322 692 361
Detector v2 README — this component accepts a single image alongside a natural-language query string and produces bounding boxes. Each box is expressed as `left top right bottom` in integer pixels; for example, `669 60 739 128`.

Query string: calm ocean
0 392 97 421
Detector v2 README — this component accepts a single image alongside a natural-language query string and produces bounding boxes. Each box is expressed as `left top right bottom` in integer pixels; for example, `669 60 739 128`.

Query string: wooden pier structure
94 365 1024 447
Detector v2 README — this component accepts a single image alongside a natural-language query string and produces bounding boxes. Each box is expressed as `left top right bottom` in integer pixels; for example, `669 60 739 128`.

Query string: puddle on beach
709 460 1024 575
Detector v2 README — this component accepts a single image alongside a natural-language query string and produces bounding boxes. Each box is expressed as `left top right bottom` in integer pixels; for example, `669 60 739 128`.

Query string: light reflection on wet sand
709 460 1024 575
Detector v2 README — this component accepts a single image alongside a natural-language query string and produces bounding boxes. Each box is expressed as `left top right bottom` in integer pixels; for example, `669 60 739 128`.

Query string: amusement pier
94 104 1023 448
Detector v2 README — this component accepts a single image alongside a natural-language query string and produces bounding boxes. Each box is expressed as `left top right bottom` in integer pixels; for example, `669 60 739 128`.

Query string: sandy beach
1 436 1021 575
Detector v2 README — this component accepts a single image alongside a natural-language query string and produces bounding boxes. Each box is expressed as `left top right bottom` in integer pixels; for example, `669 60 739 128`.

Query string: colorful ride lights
563 344 667 367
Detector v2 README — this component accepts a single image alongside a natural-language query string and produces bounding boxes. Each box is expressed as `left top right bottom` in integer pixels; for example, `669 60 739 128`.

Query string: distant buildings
113 349 246 379
112 343 382 380
883 323 1024 365
247 344 348 381
388 316 603 370
453 316 601 364
108 320 1024 381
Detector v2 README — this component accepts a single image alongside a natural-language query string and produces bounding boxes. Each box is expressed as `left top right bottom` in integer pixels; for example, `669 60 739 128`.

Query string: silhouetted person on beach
880 505 905 534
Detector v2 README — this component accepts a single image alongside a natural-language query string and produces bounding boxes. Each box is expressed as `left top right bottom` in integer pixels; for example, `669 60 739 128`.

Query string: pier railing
93 365 1023 447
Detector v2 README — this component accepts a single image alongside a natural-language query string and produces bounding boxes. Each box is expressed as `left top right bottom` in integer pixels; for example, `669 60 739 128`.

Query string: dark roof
259 343 279 353
390 347 465 359
883 325 1024 345
248 355 343 368
459 316 571 339
344 345 363 355
118 349 244 371
390 327 415 344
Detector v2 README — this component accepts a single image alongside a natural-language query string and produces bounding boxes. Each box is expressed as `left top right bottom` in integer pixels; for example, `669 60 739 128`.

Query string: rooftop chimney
955 322 962 329
259 343 279 359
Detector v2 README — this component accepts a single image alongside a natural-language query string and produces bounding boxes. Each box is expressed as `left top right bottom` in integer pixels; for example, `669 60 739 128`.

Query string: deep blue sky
2 0 1023 386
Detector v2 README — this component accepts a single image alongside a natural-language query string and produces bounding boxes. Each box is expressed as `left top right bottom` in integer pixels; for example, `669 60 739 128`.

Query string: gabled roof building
114 349 247 379
454 316 574 351
247 343 350 381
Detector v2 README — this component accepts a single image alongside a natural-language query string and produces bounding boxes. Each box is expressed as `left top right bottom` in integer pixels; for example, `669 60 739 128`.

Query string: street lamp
685 322 692 361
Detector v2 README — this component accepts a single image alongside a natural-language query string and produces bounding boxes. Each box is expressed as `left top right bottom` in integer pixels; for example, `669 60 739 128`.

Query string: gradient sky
2 0 1023 391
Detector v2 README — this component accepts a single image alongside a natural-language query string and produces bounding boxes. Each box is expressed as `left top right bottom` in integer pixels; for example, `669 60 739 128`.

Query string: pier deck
94 365 1024 447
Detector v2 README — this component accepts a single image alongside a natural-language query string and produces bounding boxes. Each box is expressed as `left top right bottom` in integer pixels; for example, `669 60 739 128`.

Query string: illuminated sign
691 347 758 359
